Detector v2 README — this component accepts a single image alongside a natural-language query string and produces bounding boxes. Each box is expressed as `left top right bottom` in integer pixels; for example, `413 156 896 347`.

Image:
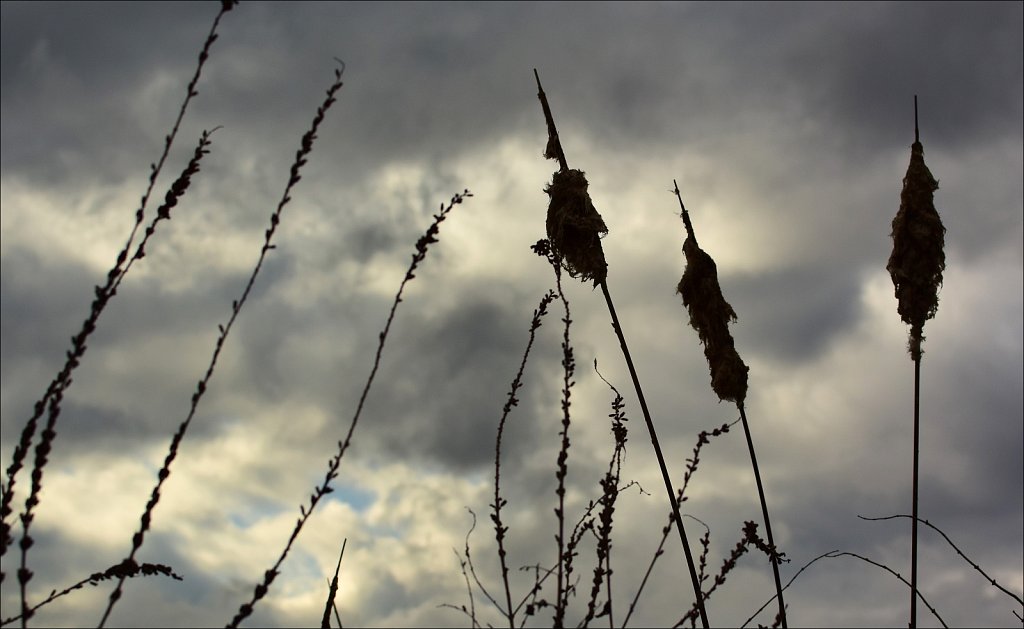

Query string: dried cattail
672 183 786 626
887 104 945 361
545 168 609 285
533 73 709 627
677 236 749 404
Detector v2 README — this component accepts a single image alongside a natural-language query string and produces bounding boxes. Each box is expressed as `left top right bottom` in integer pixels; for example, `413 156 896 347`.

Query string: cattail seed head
545 168 608 285
677 236 749 404
887 139 946 360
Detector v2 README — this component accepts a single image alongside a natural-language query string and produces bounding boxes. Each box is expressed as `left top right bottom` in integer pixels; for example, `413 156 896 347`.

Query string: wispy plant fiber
545 169 609 286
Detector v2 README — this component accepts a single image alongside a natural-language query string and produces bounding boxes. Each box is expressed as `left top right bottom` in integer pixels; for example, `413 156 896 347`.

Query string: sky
1 1 1022 627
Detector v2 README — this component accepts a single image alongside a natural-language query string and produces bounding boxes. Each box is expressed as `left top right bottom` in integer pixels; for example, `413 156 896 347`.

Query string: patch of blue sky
282 549 324 591
326 484 375 513
228 498 289 529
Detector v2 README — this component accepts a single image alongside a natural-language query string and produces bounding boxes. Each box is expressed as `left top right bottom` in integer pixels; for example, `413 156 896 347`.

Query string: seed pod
677 236 749 404
887 136 945 361
545 168 608 285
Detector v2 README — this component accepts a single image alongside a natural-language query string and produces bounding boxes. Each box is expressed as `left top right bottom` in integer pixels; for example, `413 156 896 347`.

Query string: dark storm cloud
0 2 200 86
0 245 98 376
729 264 864 363
925 333 1024 516
0 2 217 185
0 237 273 453
781 1 1024 153
4 2 1019 193
359 287 565 471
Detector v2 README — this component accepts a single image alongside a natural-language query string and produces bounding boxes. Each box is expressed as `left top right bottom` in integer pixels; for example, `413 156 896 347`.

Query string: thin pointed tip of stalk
914 95 920 144
672 179 695 241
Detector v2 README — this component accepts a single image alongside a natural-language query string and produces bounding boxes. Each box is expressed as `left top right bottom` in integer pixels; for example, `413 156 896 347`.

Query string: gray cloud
2 2 1021 628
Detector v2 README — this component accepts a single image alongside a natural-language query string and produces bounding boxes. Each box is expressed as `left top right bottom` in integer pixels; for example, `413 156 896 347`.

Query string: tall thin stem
911 354 921 628
599 281 709 629
738 403 787 627
533 68 708 628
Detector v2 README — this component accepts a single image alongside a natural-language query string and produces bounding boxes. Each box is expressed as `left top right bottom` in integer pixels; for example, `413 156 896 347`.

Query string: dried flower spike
545 169 609 285
676 229 749 404
887 97 946 360
534 71 709 628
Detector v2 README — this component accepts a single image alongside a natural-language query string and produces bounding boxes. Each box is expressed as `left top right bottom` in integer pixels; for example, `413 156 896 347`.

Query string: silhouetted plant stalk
11 128 217 627
320 538 346 629
447 542 479 628
0 560 182 627
673 181 788 627
534 242 576 629
677 521 778 628
824 551 948 628
583 362 630 628
0 1 236 591
623 422 734 628
97 61 346 628
740 514 1018 628
533 69 709 629
859 515 1023 611
740 546 952 629
460 508 507 624
227 187 471 628
491 290 557 627
886 96 946 629
461 303 635 628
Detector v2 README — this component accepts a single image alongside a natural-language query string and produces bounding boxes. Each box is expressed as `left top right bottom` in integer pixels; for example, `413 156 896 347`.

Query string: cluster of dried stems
2 4 1021 629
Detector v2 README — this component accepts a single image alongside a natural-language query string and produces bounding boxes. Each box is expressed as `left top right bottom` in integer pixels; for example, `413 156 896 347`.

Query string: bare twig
1 0 236 595
492 291 557 627
822 551 947 628
99 59 344 628
859 514 1024 607
227 188 470 627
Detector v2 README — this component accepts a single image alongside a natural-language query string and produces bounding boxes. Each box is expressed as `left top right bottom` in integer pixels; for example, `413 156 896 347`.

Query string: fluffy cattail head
545 168 608 285
887 139 946 360
677 236 748 404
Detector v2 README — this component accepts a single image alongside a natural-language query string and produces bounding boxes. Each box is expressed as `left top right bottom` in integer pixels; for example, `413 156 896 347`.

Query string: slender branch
0 1 235 589
226 188 470 627
551 254 575 629
859 514 1024 607
0 560 181 627
625 420 737 628
742 550 834 628
100 62 346 628
677 521 767 627
825 551 947 628
463 508 504 616
444 546 480 628
12 128 216 629
492 291 557 627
